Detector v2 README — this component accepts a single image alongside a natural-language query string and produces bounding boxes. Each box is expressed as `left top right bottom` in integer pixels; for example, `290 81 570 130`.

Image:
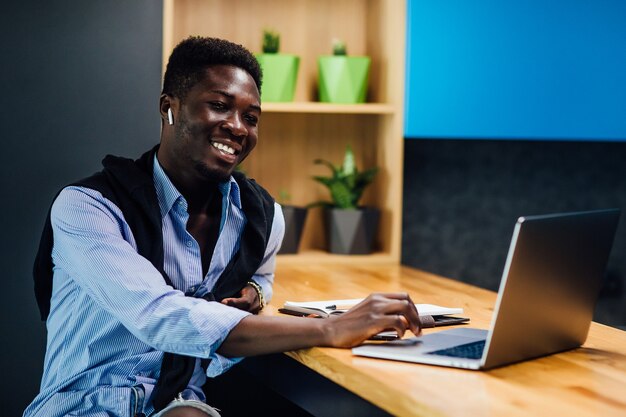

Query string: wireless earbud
167 108 174 125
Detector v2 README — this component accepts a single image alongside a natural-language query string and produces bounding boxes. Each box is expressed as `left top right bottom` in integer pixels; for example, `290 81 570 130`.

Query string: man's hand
323 293 422 348
218 292 422 357
221 284 261 314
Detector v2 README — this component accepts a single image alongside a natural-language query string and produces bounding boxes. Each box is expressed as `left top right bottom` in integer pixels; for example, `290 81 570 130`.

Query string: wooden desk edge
284 347 445 417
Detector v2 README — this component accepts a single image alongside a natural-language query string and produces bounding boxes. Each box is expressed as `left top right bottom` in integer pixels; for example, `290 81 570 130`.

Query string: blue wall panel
405 0 626 140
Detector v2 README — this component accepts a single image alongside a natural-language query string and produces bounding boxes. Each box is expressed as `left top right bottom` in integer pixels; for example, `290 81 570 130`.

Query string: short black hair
162 36 262 100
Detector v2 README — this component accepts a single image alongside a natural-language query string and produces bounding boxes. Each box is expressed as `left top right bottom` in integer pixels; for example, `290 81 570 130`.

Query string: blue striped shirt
24 156 284 417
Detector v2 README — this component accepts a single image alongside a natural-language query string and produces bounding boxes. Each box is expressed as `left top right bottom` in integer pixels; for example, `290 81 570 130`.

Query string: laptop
353 209 620 370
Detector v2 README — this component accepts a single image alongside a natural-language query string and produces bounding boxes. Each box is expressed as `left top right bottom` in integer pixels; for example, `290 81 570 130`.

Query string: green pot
256 53 300 102
318 56 371 103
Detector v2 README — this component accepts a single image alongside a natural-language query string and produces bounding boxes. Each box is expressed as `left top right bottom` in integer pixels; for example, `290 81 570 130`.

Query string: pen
325 305 337 310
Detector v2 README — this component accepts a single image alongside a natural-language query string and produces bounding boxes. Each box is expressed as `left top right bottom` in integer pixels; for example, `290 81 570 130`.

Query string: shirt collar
152 155 242 219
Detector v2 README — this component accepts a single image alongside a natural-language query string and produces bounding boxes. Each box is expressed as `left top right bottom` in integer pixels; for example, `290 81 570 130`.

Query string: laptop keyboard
428 340 486 359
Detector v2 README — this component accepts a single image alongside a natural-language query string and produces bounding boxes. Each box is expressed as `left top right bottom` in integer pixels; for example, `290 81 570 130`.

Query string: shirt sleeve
250 202 285 302
50 186 251 361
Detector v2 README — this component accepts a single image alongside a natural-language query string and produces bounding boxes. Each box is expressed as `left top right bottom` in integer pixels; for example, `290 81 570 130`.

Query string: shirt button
186 241 193 247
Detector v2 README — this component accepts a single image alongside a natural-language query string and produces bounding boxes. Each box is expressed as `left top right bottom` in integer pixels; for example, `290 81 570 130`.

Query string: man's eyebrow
210 89 261 112
210 89 234 98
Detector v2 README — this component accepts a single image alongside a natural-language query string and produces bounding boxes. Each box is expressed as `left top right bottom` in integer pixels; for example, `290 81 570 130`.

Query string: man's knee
160 406 216 417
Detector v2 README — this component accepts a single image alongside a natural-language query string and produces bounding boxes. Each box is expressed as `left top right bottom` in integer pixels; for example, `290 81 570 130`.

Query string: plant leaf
329 181 355 209
312 176 334 187
311 147 377 209
342 145 355 176
313 159 340 176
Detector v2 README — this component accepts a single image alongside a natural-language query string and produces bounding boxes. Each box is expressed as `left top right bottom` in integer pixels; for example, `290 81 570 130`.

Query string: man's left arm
221 202 285 313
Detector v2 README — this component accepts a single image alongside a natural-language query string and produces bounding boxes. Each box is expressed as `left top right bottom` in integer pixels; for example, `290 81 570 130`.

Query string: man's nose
222 112 247 138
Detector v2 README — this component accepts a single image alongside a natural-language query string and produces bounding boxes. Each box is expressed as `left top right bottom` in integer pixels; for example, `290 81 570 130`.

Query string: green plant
262 29 280 53
332 38 347 56
311 145 378 209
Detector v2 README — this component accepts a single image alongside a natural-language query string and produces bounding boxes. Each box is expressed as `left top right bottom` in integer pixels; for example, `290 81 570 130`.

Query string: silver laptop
353 209 620 370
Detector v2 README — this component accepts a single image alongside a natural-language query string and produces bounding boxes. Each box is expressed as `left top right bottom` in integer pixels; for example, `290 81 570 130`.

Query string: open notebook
279 299 468 329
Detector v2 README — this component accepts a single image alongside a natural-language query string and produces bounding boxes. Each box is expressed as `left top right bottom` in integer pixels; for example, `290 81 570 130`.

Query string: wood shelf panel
261 102 395 114
277 250 395 266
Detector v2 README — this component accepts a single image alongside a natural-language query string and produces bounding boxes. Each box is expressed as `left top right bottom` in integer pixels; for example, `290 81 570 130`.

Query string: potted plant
255 29 300 102
311 145 379 254
318 39 371 103
276 189 308 254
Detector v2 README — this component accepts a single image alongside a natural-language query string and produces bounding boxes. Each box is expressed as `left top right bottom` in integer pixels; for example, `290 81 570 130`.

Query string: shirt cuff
192 301 250 377
205 353 245 377
252 275 273 303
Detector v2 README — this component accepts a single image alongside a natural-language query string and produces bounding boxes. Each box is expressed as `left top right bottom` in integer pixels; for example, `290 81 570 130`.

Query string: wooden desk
255 263 626 417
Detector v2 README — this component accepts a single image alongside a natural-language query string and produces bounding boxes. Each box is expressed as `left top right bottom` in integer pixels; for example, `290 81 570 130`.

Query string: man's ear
159 94 177 126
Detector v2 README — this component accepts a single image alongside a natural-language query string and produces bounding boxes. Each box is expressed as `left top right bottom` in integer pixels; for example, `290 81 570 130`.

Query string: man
25 37 421 417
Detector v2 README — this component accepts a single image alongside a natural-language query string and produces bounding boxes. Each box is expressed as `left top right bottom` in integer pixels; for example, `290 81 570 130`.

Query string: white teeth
211 141 235 155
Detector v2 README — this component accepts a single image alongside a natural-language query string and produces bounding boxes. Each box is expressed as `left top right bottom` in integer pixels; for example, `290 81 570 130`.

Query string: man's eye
245 114 259 125
210 101 227 110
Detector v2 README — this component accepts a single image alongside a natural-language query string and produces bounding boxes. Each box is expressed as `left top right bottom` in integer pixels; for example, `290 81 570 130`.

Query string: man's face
168 65 261 183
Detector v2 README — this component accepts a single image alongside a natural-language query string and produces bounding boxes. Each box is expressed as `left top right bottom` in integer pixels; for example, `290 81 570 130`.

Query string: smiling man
26 37 422 417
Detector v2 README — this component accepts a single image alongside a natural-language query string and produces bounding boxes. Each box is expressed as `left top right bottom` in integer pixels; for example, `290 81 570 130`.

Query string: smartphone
369 331 399 341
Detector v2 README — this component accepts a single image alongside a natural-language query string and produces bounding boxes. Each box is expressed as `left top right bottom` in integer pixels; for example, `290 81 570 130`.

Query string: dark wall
0 1 162 414
402 139 626 327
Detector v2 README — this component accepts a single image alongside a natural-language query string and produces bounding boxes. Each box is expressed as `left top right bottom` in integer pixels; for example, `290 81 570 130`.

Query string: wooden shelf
277 250 396 266
261 102 396 115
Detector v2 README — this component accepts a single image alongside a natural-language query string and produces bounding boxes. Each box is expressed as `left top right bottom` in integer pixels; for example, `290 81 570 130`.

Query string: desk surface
263 263 626 417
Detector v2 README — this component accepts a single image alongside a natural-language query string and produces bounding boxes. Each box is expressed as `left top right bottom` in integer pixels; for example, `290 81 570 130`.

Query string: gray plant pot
278 205 308 254
326 207 380 254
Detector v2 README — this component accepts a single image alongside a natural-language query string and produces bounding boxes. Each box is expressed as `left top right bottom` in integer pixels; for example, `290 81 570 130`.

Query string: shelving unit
162 0 406 264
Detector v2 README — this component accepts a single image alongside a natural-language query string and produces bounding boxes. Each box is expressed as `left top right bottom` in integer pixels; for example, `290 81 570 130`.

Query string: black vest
33 146 275 410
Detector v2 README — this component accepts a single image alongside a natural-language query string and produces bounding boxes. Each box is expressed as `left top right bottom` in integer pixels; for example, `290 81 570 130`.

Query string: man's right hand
218 292 422 358
322 293 422 348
